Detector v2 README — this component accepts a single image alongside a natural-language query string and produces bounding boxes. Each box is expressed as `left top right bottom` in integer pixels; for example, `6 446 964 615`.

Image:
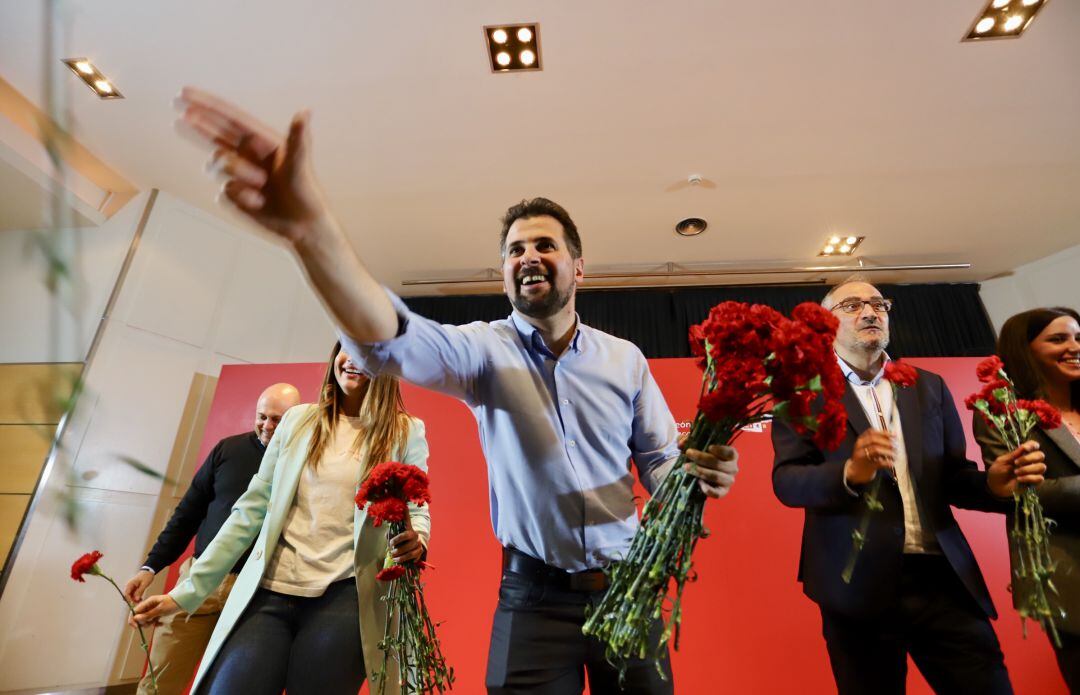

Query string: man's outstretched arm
176 87 396 344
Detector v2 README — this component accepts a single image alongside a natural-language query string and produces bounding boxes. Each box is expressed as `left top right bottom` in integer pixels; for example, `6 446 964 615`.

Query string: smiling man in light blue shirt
343 198 740 694
173 90 738 695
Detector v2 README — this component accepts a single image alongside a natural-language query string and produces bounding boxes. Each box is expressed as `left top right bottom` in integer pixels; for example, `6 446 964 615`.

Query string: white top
262 415 363 596
839 357 940 555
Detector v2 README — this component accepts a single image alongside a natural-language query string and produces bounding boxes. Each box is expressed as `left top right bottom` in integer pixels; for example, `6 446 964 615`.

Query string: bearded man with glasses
770 275 1048 695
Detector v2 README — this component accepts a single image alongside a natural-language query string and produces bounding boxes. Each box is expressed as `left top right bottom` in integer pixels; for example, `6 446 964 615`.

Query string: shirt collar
510 311 584 357
836 351 891 387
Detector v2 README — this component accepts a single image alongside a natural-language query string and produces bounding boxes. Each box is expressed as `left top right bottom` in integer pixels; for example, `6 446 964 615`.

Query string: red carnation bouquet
582 301 848 679
965 356 1064 645
71 551 159 694
840 359 918 583
354 462 453 694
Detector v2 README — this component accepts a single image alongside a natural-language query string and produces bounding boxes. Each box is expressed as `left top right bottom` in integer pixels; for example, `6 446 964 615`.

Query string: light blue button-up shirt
340 291 680 571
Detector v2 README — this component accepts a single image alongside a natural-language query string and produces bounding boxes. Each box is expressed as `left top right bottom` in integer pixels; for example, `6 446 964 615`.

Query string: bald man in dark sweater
124 383 300 695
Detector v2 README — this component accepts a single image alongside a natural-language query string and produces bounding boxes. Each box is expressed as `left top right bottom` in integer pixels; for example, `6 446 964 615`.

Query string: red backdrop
167 357 1067 693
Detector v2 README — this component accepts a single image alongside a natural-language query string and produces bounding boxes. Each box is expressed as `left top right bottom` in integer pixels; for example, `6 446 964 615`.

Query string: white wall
0 192 146 364
0 192 335 691
980 243 1080 334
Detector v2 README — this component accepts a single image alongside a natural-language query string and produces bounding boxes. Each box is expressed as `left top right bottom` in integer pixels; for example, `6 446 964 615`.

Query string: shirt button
561 399 570 405
568 440 577 448
254 550 263 560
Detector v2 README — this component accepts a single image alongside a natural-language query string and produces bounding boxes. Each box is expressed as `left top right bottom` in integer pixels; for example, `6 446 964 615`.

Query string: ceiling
2 1 1078 294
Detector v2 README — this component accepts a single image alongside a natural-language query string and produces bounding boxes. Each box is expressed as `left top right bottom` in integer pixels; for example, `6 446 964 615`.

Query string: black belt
501 547 609 592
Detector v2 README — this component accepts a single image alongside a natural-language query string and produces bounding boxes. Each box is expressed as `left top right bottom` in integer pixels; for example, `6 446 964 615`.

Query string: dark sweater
143 431 265 575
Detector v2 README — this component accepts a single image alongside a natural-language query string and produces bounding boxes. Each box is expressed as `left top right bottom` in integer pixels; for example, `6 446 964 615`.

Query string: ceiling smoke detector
675 217 708 237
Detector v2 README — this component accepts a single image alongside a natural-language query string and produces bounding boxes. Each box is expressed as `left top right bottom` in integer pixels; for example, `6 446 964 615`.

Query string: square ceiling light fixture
61 58 123 99
963 0 1049 41
485 24 542 73
818 234 864 257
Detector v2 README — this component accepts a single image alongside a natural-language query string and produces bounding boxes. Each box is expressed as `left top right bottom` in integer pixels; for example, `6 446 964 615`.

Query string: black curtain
404 283 996 359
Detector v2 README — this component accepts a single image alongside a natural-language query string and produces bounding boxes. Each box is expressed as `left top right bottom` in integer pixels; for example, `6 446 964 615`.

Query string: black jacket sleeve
142 443 219 572
771 412 860 512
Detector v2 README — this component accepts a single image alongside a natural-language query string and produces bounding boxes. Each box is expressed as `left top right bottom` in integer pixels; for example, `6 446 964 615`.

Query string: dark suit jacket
771 367 1012 619
974 414 1080 635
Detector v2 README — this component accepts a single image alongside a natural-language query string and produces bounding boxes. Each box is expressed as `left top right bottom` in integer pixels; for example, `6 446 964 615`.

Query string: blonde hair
299 342 410 480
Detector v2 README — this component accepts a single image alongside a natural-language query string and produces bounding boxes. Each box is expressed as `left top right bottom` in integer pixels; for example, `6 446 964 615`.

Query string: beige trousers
137 557 237 695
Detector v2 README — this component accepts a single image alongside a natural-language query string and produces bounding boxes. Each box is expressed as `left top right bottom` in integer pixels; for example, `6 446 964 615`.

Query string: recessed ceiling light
484 23 542 72
962 0 1048 41
61 58 124 99
818 234 864 257
675 217 707 237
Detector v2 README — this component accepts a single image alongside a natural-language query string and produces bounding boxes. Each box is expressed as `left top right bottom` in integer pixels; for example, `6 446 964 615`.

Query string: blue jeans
198 578 365 695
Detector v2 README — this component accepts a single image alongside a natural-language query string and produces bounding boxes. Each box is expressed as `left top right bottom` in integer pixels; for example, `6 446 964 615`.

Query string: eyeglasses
831 298 893 314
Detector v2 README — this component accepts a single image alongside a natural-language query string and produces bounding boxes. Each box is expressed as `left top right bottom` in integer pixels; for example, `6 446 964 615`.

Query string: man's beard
854 321 889 352
511 279 574 319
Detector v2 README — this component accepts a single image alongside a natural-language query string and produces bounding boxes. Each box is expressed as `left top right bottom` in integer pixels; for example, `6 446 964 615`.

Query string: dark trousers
485 551 673 695
1054 629 1080 694
198 578 365 695
820 554 1012 695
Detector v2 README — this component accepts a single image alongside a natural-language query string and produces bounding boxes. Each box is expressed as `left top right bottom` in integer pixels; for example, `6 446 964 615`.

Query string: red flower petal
376 565 406 582
71 550 103 583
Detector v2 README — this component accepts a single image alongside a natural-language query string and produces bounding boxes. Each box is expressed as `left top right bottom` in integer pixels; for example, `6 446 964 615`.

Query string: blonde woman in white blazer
132 342 431 695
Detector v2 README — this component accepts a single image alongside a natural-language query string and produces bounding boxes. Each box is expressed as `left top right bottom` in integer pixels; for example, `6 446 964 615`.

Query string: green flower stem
581 345 833 682
97 572 158 695
841 474 884 584
842 382 898 585
371 521 453 694
979 369 1063 646
582 421 718 682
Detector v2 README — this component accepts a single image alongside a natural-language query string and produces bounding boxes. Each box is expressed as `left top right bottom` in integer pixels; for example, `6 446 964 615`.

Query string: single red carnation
365 498 409 526
768 322 828 382
1019 399 1063 430
975 356 1004 383
688 324 707 363
883 361 918 388
401 477 432 507
698 359 768 422
376 564 406 582
821 362 847 399
791 302 839 336
813 400 848 451
700 301 780 361
978 380 1011 415
963 392 982 412
71 550 103 583
356 462 431 511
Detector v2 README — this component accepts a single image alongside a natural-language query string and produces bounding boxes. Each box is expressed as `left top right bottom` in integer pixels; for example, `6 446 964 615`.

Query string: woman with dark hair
131 342 430 695
974 307 1080 691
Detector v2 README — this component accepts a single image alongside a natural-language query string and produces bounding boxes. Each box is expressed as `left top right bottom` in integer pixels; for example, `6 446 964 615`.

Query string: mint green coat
169 404 431 693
